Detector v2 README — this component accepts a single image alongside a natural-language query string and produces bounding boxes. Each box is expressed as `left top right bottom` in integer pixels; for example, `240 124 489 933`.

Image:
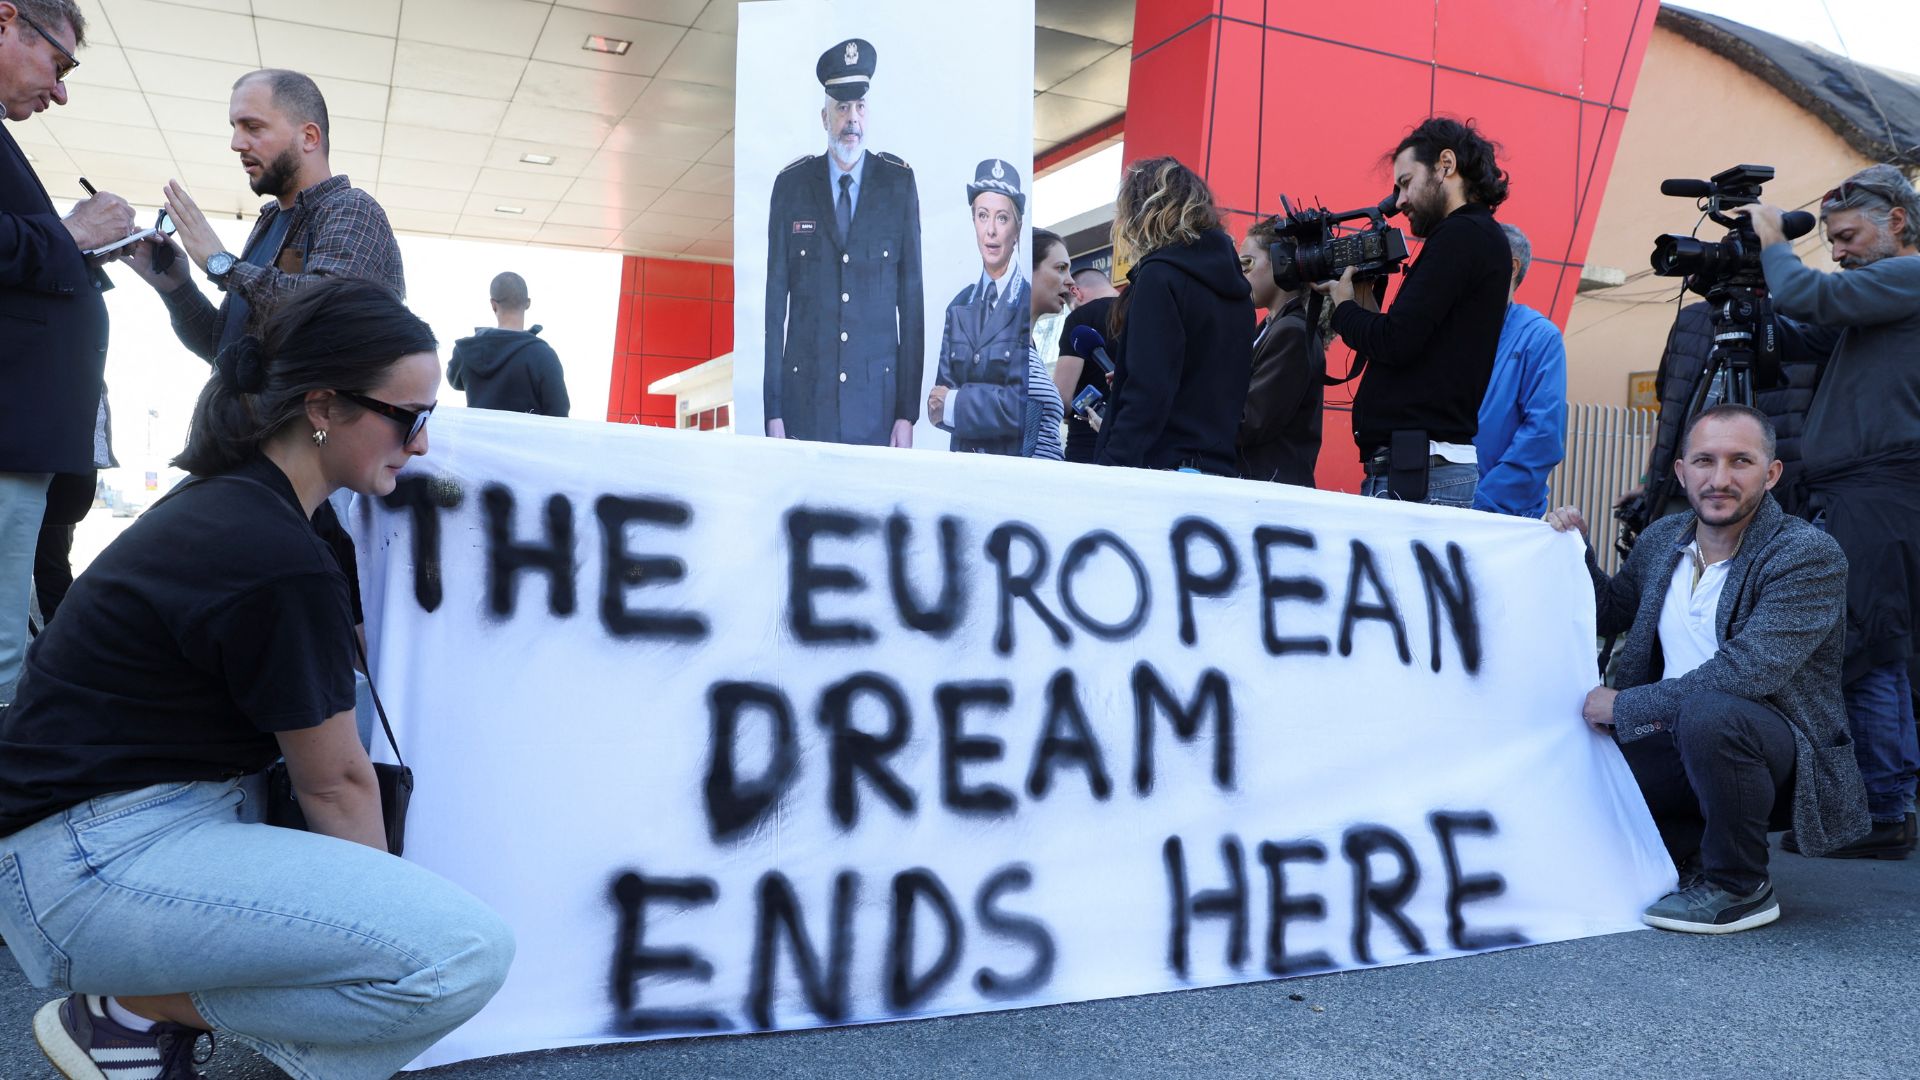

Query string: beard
1839 231 1900 270
1689 483 1764 528
828 129 864 167
248 146 301 198
1404 176 1449 238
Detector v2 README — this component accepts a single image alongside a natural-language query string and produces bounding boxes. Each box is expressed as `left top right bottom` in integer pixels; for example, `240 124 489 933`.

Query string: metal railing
1548 404 1657 574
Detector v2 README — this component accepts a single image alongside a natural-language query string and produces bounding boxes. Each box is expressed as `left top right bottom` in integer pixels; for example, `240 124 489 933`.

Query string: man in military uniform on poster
763 37 924 448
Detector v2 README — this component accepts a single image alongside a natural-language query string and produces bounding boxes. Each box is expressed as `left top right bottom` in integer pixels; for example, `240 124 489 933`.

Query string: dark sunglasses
339 390 432 444
15 9 79 82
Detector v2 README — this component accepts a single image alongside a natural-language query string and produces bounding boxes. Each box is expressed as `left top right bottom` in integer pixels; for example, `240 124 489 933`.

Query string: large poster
732 0 1036 453
350 410 1675 1069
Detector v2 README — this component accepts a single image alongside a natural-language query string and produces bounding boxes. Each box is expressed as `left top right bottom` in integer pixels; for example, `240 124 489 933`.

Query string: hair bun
215 336 269 394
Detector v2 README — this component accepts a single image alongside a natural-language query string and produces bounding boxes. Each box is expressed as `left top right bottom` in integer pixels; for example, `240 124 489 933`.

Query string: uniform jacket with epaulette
936 275 1030 454
1593 494 1869 856
763 150 923 446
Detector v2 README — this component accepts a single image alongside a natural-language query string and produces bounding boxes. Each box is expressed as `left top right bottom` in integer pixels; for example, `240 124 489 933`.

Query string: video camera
1263 192 1410 292
1649 164 1815 291
1618 164 1817 558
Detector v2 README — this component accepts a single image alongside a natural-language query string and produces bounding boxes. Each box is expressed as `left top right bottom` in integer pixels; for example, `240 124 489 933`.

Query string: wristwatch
206 251 237 282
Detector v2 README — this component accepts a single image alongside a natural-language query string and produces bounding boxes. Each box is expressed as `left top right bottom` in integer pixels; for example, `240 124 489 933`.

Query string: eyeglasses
1821 180 1900 207
339 390 432 444
15 9 79 82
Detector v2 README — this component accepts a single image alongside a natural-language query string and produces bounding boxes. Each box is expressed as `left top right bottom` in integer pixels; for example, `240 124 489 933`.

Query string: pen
79 177 96 196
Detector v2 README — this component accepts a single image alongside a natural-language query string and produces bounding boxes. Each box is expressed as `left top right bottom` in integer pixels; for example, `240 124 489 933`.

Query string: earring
312 429 328 447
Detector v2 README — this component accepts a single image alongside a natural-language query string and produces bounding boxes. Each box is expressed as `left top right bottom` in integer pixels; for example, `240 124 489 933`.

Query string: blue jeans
0 471 52 704
1843 661 1919 823
1361 461 1478 508
0 779 514 1079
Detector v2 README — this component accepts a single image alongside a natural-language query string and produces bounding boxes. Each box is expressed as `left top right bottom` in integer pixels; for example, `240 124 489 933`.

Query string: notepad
85 227 162 258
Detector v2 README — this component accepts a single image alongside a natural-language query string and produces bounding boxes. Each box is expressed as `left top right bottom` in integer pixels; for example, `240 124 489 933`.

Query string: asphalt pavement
2 849 1915 1080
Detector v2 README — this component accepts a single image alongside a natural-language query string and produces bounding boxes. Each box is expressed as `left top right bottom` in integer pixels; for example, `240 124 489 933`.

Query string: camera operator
1736 164 1920 858
1322 118 1511 507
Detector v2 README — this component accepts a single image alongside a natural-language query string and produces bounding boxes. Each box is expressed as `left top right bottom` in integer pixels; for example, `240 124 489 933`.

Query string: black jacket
1647 302 1833 517
1059 296 1117 464
1333 202 1509 457
1237 296 1324 485
1802 445 1920 681
1095 229 1254 474
448 326 571 417
1 125 111 474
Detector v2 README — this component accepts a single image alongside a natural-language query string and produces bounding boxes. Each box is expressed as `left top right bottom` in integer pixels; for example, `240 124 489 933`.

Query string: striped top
1023 343 1065 460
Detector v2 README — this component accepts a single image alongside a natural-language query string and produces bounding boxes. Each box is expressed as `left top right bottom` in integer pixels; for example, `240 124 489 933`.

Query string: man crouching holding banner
1547 404 1868 933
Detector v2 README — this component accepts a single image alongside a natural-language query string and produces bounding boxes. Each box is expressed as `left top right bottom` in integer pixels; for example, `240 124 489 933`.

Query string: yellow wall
1564 26 1869 406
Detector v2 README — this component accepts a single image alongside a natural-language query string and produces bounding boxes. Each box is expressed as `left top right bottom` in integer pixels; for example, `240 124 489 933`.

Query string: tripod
1684 283 1778 418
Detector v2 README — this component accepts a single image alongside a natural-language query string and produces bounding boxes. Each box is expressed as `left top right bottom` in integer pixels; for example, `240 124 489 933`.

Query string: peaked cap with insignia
967 158 1025 216
817 38 876 101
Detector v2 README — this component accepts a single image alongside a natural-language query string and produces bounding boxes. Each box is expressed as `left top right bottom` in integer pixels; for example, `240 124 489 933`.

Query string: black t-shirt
0 455 356 837
1331 203 1510 457
1059 296 1118 464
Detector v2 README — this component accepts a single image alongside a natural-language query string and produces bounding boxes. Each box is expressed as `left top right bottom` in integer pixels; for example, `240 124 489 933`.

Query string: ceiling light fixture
495 205 527 215
520 152 556 166
583 34 632 55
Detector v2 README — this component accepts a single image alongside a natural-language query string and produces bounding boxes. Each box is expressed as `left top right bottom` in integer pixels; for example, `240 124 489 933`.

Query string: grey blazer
1592 494 1870 857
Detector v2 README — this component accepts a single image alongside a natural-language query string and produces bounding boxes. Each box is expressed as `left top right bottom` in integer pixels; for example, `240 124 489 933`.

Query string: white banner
351 410 1673 1068
732 0 1036 450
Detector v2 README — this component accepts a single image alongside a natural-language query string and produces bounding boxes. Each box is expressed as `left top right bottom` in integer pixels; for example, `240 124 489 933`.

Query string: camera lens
1650 234 1705 276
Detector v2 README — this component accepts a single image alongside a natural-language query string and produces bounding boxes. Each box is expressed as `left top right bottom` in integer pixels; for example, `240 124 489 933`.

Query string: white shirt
1657 538 1731 679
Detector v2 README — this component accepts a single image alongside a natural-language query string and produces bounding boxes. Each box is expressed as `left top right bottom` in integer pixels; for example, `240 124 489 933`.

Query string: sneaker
1786 813 1916 860
1642 880 1780 934
1674 855 1706 891
32 993 211 1079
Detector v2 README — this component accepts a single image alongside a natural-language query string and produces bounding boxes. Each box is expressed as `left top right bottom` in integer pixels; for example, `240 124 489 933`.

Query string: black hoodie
447 326 571 418
1095 228 1254 474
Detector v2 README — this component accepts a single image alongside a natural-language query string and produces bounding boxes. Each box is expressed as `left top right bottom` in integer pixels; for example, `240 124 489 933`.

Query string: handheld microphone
1068 325 1116 376
1659 178 1716 198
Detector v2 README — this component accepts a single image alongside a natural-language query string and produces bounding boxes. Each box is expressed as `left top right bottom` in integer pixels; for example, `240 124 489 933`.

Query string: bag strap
353 634 405 768
173 471 405 765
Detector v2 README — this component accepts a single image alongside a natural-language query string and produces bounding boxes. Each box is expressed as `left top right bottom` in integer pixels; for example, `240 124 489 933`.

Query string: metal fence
1548 404 1658 574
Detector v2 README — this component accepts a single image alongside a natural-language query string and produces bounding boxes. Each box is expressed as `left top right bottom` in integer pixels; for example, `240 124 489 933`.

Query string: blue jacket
1473 302 1566 517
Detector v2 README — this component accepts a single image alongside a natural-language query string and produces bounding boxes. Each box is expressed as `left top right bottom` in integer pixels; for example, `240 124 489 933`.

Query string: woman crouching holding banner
0 278 513 1079
1093 156 1255 475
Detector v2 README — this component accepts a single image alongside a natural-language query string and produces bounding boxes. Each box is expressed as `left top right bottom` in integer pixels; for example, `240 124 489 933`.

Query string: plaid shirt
163 174 405 360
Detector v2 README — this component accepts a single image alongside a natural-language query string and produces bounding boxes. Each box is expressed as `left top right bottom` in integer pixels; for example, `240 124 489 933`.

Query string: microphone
1660 178 1715 198
1068 324 1116 376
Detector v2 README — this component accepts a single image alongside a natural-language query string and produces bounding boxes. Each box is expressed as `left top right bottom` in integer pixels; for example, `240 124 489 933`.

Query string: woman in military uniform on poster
928 159 1031 455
